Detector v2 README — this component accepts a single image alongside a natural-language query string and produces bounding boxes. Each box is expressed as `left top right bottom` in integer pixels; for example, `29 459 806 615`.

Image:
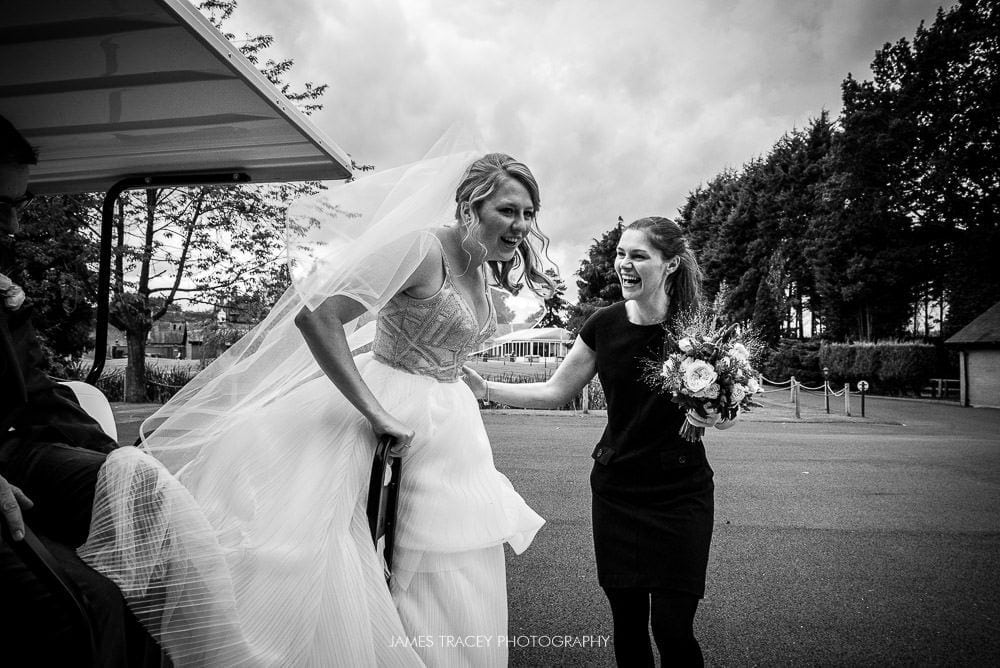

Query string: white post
844 383 851 416
790 376 796 402
793 380 801 419
581 383 590 414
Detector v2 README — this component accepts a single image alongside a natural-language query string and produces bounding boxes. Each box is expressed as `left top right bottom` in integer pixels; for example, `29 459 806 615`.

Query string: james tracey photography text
388 635 611 649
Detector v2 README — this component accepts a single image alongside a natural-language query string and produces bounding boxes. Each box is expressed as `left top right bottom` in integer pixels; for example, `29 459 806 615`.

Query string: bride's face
470 177 535 262
615 229 679 304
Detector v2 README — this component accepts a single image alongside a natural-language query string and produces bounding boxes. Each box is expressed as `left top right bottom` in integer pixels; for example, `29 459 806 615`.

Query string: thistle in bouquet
644 293 764 442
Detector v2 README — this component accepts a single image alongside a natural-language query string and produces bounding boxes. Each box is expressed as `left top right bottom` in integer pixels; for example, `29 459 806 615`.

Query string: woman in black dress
463 217 737 666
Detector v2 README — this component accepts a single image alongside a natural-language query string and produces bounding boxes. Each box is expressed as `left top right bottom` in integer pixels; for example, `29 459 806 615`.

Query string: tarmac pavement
112 395 1000 666
489 395 1000 666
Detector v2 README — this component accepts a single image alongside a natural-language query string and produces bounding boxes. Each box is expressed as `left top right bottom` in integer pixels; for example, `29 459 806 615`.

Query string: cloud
226 0 943 306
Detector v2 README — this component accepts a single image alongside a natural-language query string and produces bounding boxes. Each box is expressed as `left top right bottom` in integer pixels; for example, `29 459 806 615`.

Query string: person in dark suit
0 114 162 667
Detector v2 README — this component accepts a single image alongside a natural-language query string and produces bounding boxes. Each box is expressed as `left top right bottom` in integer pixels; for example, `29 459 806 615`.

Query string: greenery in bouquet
644 292 764 442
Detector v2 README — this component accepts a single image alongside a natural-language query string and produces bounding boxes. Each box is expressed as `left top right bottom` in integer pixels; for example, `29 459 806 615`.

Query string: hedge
818 341 945 395
760 339 824 386
762 339 955 396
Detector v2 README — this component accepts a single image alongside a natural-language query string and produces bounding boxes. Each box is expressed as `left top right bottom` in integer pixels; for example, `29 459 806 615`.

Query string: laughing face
615 228 680 304
470 176 535 262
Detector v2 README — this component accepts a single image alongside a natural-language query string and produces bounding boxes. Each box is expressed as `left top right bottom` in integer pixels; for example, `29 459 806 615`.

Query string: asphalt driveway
113 395 1000 666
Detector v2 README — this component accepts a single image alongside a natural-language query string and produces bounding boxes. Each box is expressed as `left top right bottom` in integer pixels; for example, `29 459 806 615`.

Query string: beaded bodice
372 252 495 382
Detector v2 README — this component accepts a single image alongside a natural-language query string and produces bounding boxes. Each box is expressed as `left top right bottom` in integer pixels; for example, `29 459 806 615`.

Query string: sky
223 0 945 319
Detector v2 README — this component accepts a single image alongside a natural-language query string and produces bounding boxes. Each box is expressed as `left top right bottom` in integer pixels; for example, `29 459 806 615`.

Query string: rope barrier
797 383 828 391
756 375 862 419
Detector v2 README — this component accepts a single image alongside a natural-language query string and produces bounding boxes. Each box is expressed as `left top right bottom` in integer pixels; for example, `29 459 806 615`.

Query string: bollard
793 380 801 419
581 384 590 414
790 376 796 403
857 380 869 417
844 383 851 416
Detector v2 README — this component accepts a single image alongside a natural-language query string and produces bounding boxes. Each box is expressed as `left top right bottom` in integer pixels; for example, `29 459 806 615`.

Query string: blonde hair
454 153 556 297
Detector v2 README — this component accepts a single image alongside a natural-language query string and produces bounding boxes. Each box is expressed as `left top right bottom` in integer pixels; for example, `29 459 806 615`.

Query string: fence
758 374 865 418
62 364 197 404
478 370 867 417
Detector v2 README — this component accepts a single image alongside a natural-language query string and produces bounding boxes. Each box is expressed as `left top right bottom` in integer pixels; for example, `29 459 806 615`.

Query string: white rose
694 382 720 399
730 383 747 405
730 343 749 361
678 337 694 353
0 273 12 291
747 377 760 394
683 360 717 393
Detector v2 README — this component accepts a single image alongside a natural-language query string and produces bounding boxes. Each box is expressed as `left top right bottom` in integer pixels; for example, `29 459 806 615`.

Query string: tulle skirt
79 354 544 667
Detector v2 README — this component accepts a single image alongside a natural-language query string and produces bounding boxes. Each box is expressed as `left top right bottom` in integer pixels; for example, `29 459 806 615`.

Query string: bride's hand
369 411 415 455
460 365 487 400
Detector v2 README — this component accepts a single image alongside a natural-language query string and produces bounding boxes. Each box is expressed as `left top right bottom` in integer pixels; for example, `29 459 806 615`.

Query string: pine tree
536 269 568 328
565 217 624 335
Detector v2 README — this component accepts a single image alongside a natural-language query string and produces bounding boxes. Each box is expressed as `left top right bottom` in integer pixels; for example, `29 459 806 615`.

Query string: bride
78 148 554 666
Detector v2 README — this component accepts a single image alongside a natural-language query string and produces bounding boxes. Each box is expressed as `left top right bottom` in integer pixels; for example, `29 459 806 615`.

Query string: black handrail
366 435 402 581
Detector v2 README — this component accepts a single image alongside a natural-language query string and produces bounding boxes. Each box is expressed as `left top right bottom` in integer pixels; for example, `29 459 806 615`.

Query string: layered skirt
79 354 544 666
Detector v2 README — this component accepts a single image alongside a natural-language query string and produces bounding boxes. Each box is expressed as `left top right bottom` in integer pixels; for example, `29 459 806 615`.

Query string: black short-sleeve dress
579 302 714 596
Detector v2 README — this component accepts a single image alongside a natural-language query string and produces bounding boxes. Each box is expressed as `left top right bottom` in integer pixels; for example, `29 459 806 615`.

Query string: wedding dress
77 150 545 667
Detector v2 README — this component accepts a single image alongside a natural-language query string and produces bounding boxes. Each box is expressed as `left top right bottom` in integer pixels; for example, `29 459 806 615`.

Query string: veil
138 136 483 474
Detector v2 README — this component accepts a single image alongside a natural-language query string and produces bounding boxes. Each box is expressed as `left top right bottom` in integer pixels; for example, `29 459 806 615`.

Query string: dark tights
603 587 703 667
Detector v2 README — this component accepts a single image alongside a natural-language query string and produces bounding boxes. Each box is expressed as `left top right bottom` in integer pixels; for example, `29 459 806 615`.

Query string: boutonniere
0 272 26 311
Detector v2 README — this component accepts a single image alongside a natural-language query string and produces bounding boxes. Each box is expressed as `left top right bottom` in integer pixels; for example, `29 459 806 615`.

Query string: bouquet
644 295 763 442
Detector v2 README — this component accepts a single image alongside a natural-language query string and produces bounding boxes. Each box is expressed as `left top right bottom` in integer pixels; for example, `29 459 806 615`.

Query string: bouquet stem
679 420 704 443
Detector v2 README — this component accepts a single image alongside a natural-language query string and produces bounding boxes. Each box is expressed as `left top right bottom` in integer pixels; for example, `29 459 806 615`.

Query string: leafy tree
836 0 1000 334
107 0 336 400
8 194 102 373
575 217 624 306
765 113 835 336
751 268 784 346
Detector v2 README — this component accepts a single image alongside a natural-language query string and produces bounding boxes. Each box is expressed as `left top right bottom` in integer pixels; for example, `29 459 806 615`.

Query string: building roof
0 0 352 195
491 327 572 343
945 300 1000 347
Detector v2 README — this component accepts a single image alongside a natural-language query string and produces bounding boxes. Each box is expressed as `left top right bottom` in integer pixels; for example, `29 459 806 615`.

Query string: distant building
101 308 252 362
479 326 572 360
945 300 1000 409
103 318 190 360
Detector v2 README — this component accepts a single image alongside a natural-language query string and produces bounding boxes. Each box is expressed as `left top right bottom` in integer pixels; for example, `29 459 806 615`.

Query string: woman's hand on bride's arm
460 365 487 399
470 338 597 409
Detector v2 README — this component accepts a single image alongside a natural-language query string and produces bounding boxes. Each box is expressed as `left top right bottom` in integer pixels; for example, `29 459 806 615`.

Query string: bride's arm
294 295 414 446
294 246 444 447
462 337 597 409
